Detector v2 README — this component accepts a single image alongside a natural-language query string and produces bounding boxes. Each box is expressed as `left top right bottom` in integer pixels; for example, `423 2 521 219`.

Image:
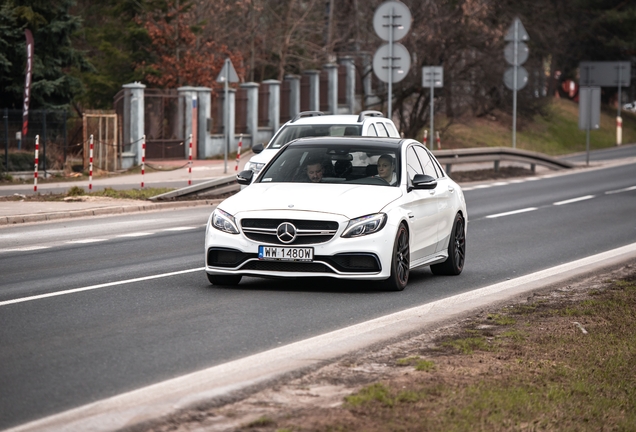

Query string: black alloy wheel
383 223 410 291
430 213 465 276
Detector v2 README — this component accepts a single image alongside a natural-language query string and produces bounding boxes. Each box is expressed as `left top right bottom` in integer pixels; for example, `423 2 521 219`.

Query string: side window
374 122 389 137
366 124 378 137
414 146 439 178
406 146 423 180
384 122 399 137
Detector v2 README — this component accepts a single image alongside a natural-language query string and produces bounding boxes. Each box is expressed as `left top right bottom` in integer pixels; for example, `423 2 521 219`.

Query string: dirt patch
145 263 636 432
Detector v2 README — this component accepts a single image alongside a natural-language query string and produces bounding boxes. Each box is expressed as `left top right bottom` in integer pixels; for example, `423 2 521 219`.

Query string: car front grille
241 260 332 273
241 218 339 245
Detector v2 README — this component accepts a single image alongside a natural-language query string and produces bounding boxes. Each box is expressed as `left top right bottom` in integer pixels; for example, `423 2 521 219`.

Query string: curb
0 199 223 226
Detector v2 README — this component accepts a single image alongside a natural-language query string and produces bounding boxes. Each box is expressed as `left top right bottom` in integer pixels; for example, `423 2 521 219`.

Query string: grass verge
206 265 636 432
0 186 174 202
319 271 636 431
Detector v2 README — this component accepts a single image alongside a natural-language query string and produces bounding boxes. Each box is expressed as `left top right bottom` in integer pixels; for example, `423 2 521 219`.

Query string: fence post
3 108 8 173
42 110 47 174
63 110 67 168
304 70 320 112
122 82 146 165
33 135 39 192
324 63 338 115
263 79 280 134
240 82 259 148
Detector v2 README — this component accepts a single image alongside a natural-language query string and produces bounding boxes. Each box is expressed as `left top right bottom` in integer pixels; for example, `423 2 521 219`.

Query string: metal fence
1 108 81 172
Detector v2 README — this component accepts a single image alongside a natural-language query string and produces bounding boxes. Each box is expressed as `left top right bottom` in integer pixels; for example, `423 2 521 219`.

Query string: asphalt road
1 155 635 430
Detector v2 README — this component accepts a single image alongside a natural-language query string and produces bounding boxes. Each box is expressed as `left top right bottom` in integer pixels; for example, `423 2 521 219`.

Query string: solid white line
162 226 198 231
66 239 109 244
0 246 51 253
0 267 205 307
486 207 538 219
116 232 154 237
605 185 636 195
553 195 595 206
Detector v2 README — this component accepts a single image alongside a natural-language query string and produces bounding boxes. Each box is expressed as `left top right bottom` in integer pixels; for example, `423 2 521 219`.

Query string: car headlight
211 208 239 234
246 161 265 173
341 213 387 238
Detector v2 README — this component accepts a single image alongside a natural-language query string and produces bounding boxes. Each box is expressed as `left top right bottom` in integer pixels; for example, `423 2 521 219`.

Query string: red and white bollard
422 130 428 148
89 134 94 191
188 133 193 186
617 116 623 146
141 134 146 188
33 135 39 192
436 131 441 150
235 134 243 172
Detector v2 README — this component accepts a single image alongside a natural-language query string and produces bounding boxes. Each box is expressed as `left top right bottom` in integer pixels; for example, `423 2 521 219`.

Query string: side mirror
411 174 437 190
252 143 265 154
236 170 254 186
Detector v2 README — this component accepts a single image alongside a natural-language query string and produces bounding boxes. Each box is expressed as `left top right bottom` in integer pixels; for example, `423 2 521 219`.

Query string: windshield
268 125 363 149
258 144 400 186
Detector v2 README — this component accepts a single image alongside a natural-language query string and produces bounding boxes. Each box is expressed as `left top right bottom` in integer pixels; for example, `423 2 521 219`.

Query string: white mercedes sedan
204 137 467 291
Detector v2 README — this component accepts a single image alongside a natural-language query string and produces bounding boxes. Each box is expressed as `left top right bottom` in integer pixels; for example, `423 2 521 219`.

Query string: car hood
248 148 279 165
220 183 403 219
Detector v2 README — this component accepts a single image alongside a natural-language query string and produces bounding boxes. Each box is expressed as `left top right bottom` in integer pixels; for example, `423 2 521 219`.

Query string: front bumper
204 211 397 280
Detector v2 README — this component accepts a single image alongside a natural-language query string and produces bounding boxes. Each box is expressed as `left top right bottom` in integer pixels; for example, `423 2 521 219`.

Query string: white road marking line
0 246 51 253
486 207 538 218
162 226 198 231
0 267 205 307
605 185 636 195
553 195 595 206
66 239 109 244
116 232 154 237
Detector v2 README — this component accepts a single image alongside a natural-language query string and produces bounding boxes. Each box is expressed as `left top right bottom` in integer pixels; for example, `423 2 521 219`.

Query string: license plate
258 246 314 261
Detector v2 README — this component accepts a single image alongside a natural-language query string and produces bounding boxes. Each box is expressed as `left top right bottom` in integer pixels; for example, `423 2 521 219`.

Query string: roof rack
291 111 325 123
357 110 385 122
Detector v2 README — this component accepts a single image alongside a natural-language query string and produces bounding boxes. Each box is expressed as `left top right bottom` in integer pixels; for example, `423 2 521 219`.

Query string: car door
402 145 440 261
414 145 455 253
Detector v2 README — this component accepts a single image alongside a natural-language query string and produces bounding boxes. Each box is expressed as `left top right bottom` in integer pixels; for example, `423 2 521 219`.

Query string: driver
304 160 324 183
375 154 397 185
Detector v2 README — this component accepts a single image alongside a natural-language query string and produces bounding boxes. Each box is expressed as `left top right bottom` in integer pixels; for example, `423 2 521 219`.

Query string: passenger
375 154 397 185
303 160 324 183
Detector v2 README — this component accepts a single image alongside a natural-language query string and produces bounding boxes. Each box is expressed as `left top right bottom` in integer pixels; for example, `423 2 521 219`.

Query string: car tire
430 213 465 276
383 223 410 291
207 273 242 286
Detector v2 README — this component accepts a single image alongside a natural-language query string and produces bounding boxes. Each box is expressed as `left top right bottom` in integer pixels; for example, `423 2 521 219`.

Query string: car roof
287 136 407 149
287 111 394 126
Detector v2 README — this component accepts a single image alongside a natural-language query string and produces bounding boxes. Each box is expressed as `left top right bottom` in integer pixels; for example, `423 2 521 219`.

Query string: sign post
503 18 529 149
578 86 601 166
579 61 631 146
216 58 239 173
422 66 443 150
372 1 412 120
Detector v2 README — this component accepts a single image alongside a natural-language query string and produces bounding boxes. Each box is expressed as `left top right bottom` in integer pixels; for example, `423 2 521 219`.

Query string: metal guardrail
150 148 575 201
148 175 239 201
433 147 575 173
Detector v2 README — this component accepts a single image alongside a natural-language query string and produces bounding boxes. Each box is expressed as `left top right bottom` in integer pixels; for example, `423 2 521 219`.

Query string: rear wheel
430 213 465 276
383 224 410 291
206 273 242 286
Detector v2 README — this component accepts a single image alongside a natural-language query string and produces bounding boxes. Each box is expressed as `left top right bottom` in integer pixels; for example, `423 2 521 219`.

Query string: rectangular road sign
579 87 601 130
579 61 631 87
422 66 443 88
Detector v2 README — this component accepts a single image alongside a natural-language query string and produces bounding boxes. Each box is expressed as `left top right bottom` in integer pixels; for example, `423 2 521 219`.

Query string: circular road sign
504 42 529 66
504 66 529 90
373 1 412 42
373 43 411 83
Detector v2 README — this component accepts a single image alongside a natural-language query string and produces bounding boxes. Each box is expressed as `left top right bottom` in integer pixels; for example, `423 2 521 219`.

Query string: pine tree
0 0 92 110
